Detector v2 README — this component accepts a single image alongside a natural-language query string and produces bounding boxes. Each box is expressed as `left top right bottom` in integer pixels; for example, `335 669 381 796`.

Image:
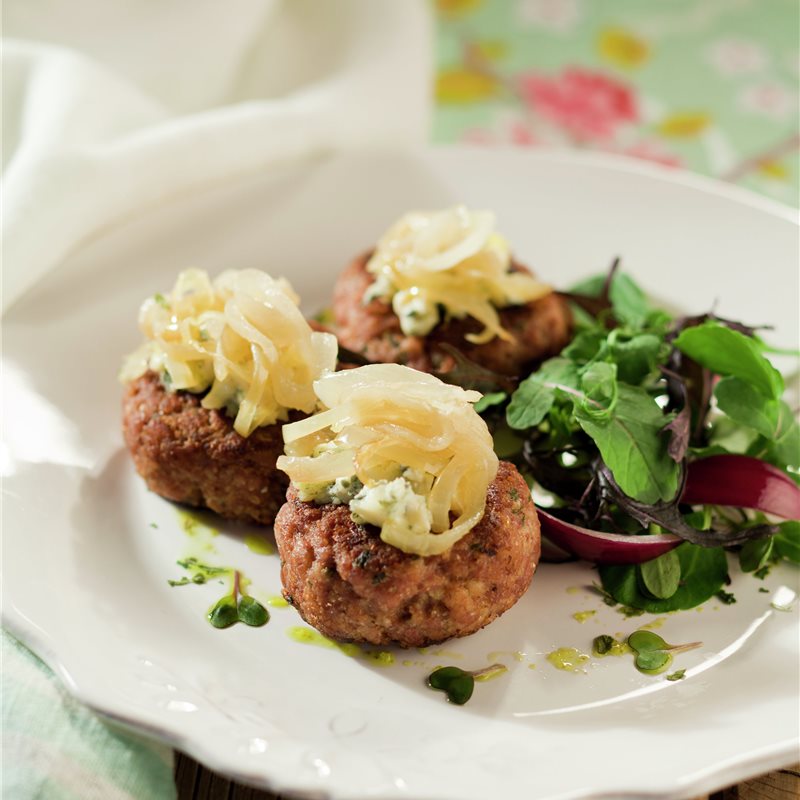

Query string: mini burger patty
273 461 540 647
122 371 289 525
333 252 572 377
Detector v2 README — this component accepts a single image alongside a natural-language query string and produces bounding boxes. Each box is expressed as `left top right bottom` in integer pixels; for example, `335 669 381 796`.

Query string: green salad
446 260 800 611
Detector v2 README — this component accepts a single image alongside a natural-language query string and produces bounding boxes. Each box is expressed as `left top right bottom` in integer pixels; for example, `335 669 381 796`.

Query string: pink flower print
739 82 796 120
518 68 638 142
509 121 537 145
707 38 768 75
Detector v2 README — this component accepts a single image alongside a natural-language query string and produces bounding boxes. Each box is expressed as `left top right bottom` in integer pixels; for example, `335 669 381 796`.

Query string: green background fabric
2 630 176 800
433 0 799 206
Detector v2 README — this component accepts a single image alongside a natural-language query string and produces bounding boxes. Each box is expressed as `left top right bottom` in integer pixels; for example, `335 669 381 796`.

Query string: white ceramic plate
4 149 799 800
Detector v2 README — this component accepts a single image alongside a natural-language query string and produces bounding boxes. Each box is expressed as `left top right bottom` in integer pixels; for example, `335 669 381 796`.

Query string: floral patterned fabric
434 0 799 206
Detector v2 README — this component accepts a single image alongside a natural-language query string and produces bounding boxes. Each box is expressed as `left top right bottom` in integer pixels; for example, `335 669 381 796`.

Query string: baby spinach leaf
568 273 608 297
473 392 507 413
683 507 712 531
687 444 732 460
539 357 583 388
608 332 662 384
579 362 618 420
761 402 800 469
566 264 650 328
507 381 554 429
491 421 525 459
674 322 784 400
600 543 729 611
507 358 579 429
562 330 606 362
709 415 760 456
774 521 800 564
739 538 774 573
714 376 780 439
755 340 800 357
609 273 650 328
576 384 680 504
638 549 681 599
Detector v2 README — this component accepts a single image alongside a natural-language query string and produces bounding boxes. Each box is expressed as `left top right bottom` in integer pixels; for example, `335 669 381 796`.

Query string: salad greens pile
470 262 800 611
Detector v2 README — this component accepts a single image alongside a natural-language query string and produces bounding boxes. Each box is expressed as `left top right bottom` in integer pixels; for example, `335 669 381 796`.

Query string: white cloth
1 0 432 312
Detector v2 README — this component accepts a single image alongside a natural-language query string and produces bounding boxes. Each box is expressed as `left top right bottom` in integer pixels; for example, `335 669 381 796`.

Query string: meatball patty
274 461 540 647
122 371 289 525
333 252 572 377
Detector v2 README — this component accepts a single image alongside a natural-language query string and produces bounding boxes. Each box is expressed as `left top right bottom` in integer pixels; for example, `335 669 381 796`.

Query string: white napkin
2 0 432 312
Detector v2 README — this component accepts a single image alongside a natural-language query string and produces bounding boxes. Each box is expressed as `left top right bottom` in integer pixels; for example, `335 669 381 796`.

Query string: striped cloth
2 631 176 800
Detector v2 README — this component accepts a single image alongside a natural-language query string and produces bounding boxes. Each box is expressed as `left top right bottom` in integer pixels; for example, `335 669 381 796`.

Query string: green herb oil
546 647 590 673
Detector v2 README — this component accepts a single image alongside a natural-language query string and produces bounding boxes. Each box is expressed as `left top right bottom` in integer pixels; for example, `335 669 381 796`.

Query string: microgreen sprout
207 571 270 629
627 630 701 675
208 593 239 629
169 559 268 629
237 594 269 626
427 663 507 705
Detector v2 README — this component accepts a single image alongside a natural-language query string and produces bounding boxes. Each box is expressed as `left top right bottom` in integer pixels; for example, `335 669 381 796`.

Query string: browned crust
121 371 290 525
274 461 540 647
332 252 572 376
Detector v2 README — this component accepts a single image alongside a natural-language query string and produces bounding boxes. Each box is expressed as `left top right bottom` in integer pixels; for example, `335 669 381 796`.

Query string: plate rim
5 600 799 799
1 145 797 318
428 145 799 224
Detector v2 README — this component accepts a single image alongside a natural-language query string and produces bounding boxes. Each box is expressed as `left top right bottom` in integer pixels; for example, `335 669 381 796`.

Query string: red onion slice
681 454 800 521
536 508 681 565
536 455 800 564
